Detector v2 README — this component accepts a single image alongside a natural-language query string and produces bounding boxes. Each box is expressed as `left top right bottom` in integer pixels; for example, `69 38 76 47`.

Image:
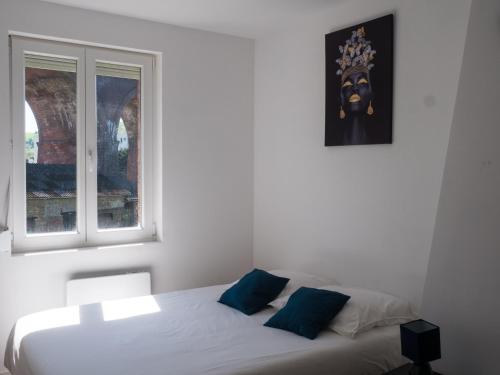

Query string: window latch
88 149 94 173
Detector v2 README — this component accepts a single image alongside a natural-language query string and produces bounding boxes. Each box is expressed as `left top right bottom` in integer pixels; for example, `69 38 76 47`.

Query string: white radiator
66 272 151 306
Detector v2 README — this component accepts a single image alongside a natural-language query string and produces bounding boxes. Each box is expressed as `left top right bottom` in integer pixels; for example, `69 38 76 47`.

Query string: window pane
25 54 78 234
96 63 141 230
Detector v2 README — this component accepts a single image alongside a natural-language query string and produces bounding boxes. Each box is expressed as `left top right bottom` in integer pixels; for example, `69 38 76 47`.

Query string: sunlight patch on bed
101 295 161 321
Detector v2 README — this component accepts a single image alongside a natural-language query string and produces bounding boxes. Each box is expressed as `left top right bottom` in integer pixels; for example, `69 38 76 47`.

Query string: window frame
11 36 156 253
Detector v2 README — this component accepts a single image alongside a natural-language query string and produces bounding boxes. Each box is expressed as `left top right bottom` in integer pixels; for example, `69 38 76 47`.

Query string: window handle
88 149 94 173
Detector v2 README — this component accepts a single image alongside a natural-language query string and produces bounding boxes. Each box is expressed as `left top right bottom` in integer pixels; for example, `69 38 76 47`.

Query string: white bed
5 284 407 375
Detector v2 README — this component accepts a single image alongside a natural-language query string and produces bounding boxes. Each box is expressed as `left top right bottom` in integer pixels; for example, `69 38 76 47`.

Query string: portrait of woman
325 15 394 146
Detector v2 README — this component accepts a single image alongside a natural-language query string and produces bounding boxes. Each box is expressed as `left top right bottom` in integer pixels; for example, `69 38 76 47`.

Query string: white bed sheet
5 284 406 375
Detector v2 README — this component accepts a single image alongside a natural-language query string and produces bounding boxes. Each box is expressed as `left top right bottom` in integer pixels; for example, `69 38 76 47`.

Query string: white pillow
268 269 338 299
270 285 418 338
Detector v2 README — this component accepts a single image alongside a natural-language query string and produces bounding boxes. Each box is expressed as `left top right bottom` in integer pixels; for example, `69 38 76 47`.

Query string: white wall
253 0 471 306
422 0 500 373
0 0 254 371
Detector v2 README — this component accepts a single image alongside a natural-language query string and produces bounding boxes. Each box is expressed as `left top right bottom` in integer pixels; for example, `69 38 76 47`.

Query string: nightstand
384 363 442 374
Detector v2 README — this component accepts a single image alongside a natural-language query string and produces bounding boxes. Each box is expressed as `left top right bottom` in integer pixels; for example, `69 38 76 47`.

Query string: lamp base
409 362 433 375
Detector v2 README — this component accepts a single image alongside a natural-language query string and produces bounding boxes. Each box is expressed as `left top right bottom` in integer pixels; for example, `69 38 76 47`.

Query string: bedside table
384 363 442 374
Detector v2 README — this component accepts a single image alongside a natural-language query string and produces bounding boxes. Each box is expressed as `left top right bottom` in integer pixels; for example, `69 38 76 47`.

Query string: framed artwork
325 14 394 146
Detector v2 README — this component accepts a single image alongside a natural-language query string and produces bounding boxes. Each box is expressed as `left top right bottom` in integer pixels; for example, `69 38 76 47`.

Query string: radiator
66 272 151 306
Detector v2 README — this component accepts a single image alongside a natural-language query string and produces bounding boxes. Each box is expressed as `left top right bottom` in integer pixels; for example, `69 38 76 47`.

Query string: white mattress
5 284 406 375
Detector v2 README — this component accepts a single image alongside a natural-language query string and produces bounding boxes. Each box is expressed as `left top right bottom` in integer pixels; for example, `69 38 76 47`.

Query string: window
11 36 155 252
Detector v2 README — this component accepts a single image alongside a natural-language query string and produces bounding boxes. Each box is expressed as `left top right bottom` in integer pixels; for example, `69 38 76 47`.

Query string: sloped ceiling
40 0 348 38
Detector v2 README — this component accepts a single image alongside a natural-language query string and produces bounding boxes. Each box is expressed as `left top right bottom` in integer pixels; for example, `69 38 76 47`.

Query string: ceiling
40 0 346 39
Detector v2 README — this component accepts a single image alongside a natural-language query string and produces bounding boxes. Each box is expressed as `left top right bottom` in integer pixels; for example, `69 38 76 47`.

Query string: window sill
11 240 162 257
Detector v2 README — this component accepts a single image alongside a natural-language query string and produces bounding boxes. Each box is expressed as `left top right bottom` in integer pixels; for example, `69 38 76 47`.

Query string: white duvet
5 284 406 375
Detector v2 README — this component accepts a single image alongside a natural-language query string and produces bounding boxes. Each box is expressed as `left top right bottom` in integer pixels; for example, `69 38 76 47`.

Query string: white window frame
11 36 155 253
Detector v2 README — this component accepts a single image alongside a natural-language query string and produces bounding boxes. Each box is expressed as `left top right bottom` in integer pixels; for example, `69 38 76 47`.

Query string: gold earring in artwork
367 101 374 115
340 106 346 119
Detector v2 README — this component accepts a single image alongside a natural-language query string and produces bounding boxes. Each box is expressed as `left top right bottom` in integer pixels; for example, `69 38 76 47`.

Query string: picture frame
325 14 394 146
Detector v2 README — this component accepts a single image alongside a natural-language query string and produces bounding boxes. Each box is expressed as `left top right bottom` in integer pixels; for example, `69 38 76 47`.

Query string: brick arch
25 68 77 165
121 94 139 184
26 69 139 183
96 76 138 181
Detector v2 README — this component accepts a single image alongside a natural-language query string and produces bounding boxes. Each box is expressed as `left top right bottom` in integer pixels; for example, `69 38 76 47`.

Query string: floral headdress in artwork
335 26 376 84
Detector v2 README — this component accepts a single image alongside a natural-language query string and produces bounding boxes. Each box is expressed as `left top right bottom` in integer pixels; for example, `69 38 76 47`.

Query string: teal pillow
218 269 289 315
264 287 350 339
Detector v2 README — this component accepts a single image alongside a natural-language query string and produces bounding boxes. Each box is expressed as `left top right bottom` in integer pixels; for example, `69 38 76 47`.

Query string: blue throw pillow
264 287 350 339
218 269 289 315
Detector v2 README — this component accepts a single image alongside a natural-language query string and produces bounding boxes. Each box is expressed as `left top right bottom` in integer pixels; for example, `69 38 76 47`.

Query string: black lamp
400 319 441 375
